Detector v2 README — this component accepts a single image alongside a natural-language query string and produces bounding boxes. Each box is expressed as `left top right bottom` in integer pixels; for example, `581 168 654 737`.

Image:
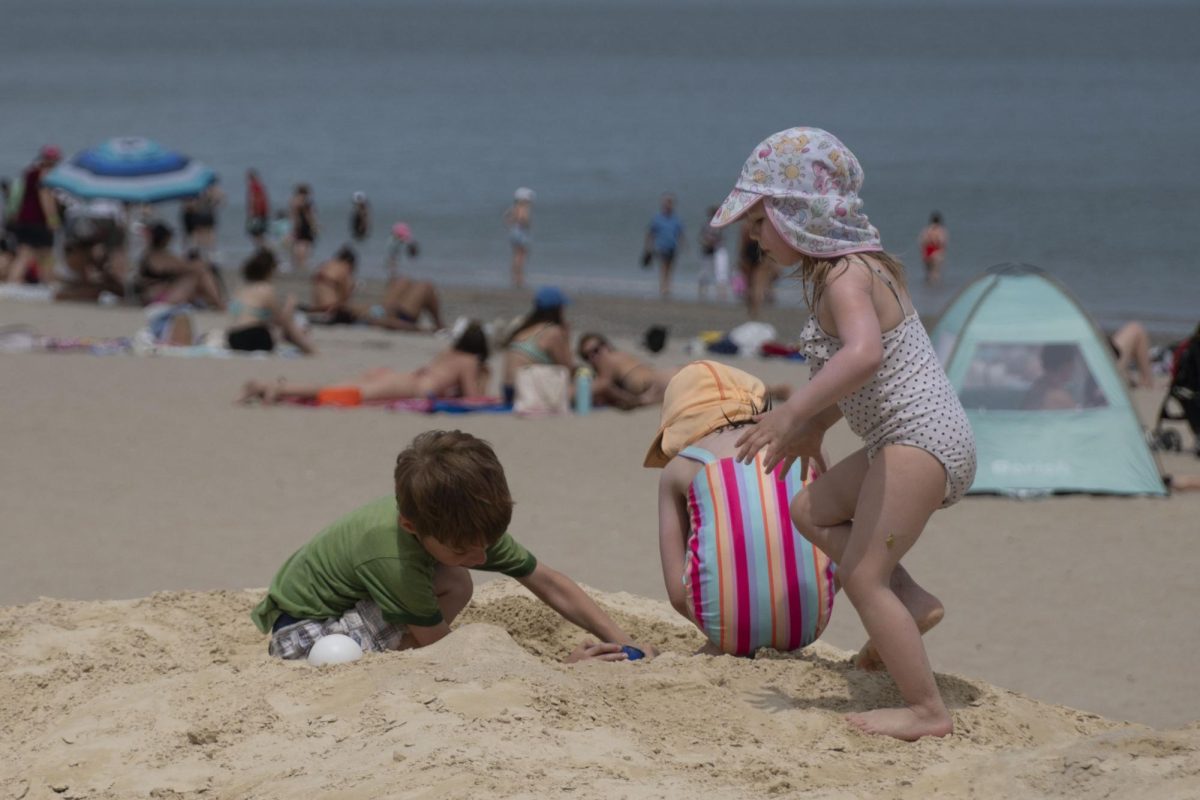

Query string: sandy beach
2 295 1199 798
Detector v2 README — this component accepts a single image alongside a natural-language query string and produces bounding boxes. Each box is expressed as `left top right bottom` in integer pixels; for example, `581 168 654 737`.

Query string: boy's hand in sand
565 640 628 664
736 407 827 477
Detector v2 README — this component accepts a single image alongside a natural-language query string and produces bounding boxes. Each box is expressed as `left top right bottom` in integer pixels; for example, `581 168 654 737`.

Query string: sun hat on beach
391 221 412 241
39 144 62 164
710 127 881 259
534 285 568 310
352 191 367 203
514 187 535 202
643 360 767 468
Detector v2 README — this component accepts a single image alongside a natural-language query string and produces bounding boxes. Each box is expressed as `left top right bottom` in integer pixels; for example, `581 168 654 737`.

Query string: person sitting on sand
307 245 360 323
135 222 225 310
1110 320 1155 389
368 274 444 332
226 248 316 355
251 429 654 664
501 286 574 406
645 360 842 657
577 332 677 410
307 244 442 332
240 320 491 404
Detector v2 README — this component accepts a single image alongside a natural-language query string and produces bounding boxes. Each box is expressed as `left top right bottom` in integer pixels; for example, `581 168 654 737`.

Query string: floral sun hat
710 127 882 259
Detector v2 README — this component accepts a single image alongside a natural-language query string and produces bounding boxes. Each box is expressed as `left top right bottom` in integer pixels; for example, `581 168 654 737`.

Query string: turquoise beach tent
931 264 1165 496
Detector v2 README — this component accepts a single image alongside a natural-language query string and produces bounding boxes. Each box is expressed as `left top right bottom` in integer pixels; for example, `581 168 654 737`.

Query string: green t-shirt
250 496 537 632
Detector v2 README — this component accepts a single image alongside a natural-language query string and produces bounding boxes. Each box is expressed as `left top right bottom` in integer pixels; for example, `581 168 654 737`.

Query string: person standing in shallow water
245 170 270 248
504 187 534 288
644 193 683 300
918 211 948 287
289 184 318 274
349 192 370 242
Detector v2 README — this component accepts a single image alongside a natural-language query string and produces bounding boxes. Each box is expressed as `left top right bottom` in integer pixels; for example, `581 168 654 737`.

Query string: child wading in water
646 360 837 657
712 128 976 740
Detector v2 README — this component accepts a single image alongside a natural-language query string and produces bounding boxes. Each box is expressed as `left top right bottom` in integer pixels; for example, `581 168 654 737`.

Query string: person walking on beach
918 211 948 287
288 184 318 274
349 191 370 242
714 127 976 741
5 145 62 284
245 169 270 248
504 187 534 288
644 193 683 299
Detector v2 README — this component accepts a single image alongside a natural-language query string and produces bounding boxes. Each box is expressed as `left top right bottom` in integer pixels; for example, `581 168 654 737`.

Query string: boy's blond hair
394 430 514 548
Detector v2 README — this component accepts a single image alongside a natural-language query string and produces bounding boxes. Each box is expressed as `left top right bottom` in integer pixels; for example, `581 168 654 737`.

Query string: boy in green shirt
252 430 647 663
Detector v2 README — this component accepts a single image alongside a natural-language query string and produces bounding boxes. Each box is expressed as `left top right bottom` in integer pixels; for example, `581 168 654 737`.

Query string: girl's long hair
797 250 907 312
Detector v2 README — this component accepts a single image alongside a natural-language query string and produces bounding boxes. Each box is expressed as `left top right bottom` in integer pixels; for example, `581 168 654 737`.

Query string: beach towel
278 395 511 414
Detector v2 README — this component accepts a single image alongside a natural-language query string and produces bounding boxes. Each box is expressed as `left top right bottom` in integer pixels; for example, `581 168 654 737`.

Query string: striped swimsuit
680 446 836 657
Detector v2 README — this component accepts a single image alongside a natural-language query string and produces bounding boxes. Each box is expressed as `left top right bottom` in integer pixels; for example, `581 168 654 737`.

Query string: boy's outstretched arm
517 563 649 654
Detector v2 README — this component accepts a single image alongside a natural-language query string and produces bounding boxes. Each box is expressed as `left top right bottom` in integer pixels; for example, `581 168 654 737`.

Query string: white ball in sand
307 634 363 666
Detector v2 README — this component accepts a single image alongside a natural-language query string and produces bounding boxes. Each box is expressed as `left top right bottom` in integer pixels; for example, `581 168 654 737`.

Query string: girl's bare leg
835 445 951 740
791 449 945 659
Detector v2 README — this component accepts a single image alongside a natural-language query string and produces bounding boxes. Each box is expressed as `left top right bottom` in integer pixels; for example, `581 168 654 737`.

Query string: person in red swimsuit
918 211 948 287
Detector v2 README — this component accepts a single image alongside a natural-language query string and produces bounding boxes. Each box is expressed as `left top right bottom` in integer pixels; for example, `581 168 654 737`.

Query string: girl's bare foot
855 570 944 671
846 705 952 741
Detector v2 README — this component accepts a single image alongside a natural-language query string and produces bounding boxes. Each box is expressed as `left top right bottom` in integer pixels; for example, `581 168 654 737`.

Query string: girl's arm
658 464 693 621
738 262 883 469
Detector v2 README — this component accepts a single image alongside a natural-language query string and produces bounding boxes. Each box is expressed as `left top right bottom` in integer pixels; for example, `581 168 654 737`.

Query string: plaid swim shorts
268 600 409 659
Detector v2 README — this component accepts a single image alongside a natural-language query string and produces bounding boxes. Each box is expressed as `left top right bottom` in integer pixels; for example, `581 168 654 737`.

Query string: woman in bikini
226 248 316 354
240 321 491 405
578 331 792 411
135 222 225 309
307 245 442 332
501 286 573 406
577 332 676 409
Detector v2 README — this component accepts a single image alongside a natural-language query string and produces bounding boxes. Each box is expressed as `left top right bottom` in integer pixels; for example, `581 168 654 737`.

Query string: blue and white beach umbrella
43 137 216 203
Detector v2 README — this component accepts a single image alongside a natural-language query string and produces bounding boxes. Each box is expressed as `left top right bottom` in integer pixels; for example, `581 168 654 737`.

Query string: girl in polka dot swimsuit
709 127 976 742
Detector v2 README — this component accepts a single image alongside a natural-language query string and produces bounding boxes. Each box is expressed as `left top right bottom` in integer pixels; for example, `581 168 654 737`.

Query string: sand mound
2 582 1197 800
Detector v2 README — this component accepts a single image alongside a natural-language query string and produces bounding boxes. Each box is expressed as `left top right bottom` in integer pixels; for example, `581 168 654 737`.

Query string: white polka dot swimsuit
800 270 977 506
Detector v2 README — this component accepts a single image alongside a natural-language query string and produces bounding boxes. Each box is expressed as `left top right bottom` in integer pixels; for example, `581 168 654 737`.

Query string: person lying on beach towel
239 320 490 404
579 331 792 410
644 361 838 657
251 430 654 663
577 332 677 410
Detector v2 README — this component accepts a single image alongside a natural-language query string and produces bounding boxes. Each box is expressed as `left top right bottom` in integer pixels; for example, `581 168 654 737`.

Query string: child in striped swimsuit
645 360 836 657
712 127 975 741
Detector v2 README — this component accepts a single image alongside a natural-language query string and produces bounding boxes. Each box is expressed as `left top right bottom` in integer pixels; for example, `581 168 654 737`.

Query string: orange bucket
317 386 363 407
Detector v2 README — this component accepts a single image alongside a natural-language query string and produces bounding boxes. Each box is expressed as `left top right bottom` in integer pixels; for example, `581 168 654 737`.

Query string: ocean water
3 0 1198 331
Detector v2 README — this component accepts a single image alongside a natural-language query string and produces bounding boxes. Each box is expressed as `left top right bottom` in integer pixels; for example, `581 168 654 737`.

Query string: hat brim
643 429 669 469
710 188 763 228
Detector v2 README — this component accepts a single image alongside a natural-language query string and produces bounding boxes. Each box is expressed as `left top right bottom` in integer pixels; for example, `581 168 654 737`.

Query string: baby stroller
1149 326 1200 456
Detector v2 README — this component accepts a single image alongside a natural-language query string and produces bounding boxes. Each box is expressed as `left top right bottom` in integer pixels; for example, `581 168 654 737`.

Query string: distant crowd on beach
2 143 964 337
